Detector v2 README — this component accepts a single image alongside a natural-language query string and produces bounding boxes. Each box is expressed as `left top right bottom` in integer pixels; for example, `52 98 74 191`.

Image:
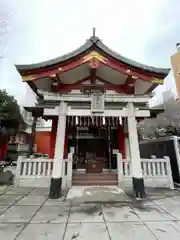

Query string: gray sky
0 0 179 106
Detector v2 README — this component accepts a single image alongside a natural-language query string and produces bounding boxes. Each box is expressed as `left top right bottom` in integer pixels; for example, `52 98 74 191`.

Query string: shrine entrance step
72 171 118 186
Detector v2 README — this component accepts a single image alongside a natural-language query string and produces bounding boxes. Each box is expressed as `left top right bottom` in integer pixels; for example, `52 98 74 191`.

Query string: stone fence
116 153 174 189
15 153 73 189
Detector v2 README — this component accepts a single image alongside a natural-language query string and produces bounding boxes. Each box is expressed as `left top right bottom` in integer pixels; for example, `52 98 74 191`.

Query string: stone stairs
72 171 118 186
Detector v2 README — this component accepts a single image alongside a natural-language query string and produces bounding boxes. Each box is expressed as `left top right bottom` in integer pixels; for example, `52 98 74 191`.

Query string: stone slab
16 223 65 240
5 187 34 195
69 204 104 223
102 205 140 222
106 222 157 240
31 206 70 223
0 223 25 240
0 194 23 206
0 205 8 214
152 196 180 206
30 188 50 196
64 222 109 240
134 204 176 222
66 186 129 204
0 186 9 194
15 195 47 206
0 205 40 223
146 221 180 240
145 188 167 196
160 202 180 220
161 190 180 197
44 198 67 206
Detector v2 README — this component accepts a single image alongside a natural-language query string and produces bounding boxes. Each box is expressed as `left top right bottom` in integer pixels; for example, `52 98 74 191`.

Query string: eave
15 35 170 78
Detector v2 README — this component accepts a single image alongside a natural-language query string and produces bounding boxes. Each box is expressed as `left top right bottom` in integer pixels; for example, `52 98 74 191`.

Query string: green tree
0 89 25 147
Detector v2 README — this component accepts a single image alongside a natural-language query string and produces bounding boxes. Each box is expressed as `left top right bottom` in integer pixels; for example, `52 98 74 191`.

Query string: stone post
127 102 145 198
49 101 67 199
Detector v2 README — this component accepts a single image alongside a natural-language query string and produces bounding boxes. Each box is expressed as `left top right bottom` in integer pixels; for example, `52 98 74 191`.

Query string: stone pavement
1 186 180 239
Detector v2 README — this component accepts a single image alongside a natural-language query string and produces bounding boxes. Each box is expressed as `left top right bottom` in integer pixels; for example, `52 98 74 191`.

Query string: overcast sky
0 0 179 106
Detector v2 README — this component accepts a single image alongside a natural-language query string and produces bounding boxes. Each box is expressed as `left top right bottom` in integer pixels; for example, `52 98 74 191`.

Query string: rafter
22 60 86 81
100 61 157 82
145 83 157 95
53 74 135 94
55 76 90 92
55 83 126 93
55 74 63 84
123 75 137 94
96 76 115 85
90 68 96 84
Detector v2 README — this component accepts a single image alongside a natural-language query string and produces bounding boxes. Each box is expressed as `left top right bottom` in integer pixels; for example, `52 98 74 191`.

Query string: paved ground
1 186 180 239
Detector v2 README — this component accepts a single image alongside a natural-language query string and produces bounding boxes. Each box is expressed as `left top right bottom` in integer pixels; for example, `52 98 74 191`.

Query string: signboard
91 93 104 113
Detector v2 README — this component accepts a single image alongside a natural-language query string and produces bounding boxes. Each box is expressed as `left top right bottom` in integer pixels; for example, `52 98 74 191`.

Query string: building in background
21 108 52 155
171 43 180 98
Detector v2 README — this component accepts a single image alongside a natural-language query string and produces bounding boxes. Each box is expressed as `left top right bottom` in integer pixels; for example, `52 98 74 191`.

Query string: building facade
171 43 180 98
15 34 169 198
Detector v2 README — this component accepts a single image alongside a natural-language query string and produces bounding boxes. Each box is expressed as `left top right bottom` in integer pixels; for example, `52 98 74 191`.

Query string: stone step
72 173 117 177
72 172 118 186
72 177 117 181
72 172 117 175
72 180 117 186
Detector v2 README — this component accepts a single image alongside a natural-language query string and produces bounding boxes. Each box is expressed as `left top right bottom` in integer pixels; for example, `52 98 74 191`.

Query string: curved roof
16 36 170 76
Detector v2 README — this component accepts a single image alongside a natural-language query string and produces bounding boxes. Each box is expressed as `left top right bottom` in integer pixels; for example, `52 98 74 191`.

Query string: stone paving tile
31 205 70 223
44 198 68 206
102 204 140 222
133 204 176 222
68 204 104 223
136 199 156 206
146 221 180 240
15 195 47 206
30 188 50 196
64 222 110 240
0 186 9 195
0 194 23 206
170 196 180 203
0 223 25 240
147 195 167 200
106 222 157 240
0 205 9 214
1 187 180 239
67 186 130 204
152 196 180 206
145 188 166 196
16 223 66 240
5 187 34 195
162 190 180 197
159 202 180 221
0 205 40 223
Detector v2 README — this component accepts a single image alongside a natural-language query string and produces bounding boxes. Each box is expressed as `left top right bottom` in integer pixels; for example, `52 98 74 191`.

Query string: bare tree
0 1 11 58
138 98 180 139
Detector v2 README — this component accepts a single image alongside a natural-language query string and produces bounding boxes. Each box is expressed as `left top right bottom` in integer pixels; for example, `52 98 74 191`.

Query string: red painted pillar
118 126 126 159
49 118 57 158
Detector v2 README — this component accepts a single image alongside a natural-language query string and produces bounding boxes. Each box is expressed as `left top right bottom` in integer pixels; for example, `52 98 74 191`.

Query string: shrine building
15 33 170 198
